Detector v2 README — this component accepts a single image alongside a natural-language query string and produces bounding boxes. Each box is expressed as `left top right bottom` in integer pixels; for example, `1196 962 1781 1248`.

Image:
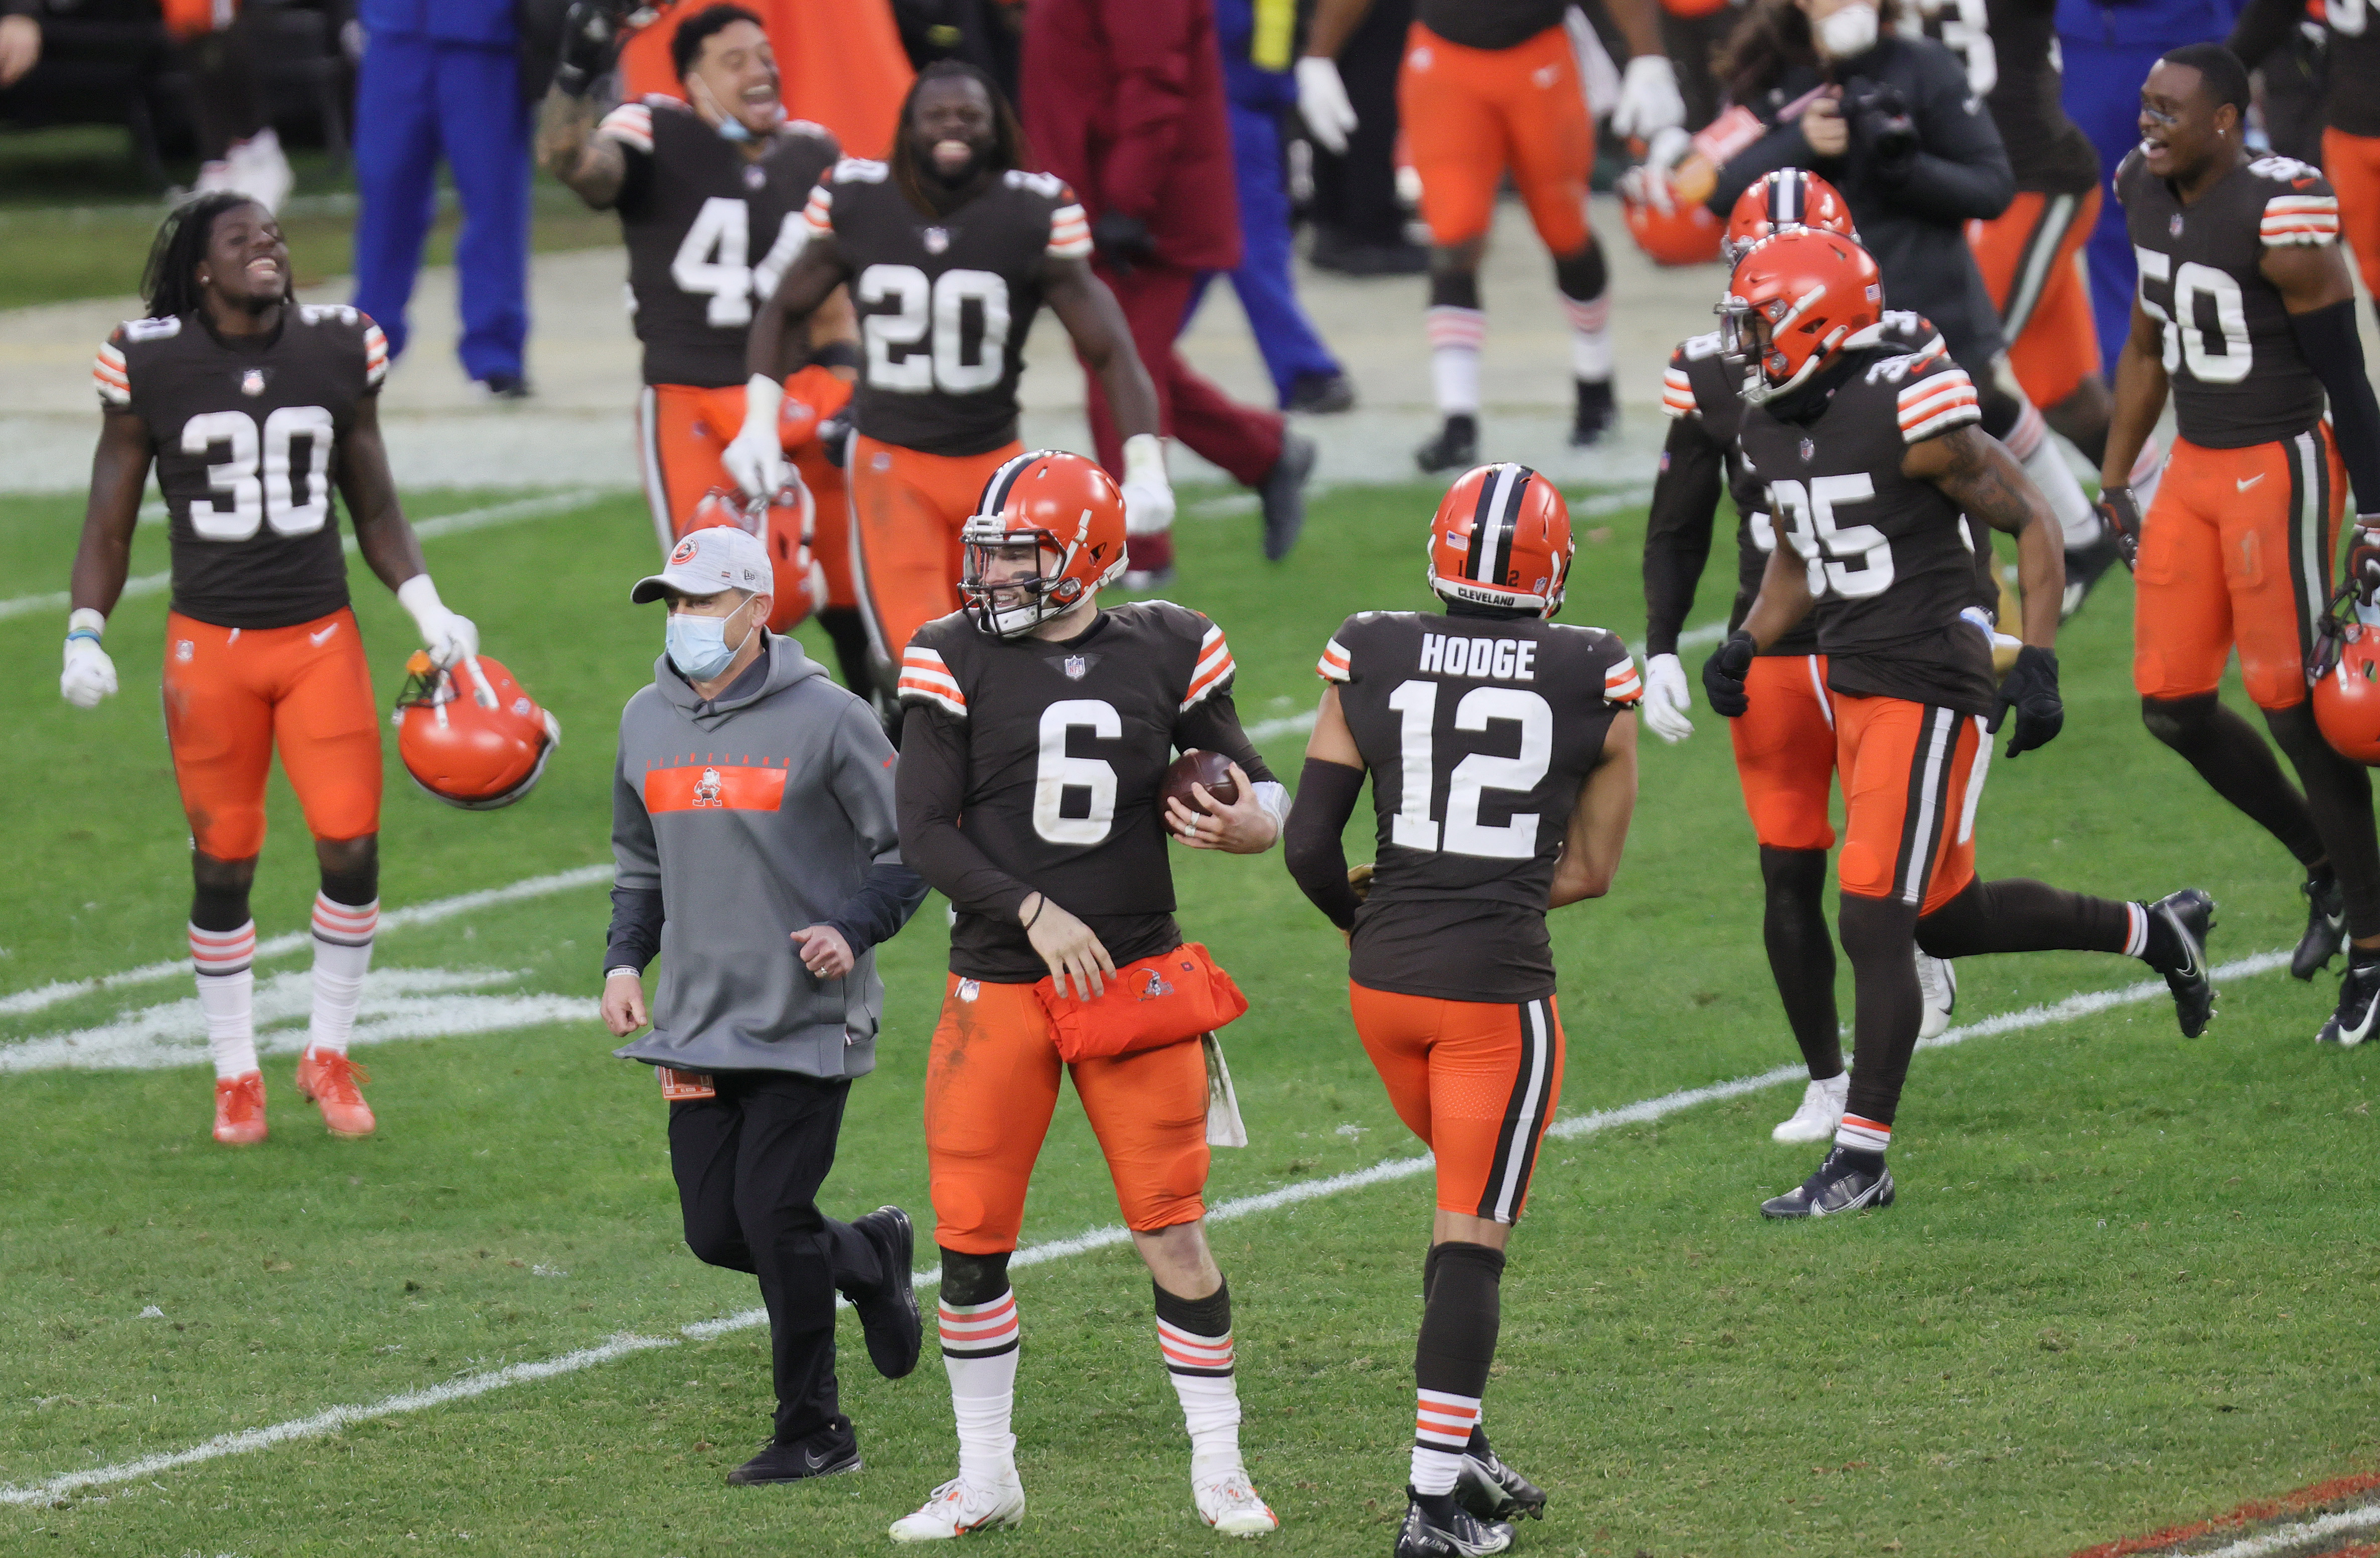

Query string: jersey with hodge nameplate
93 304 384 630
2117 149 2337 450
896 601 1275 982
806 161 1091 457
599 96 840 389
1318 611 1640 1003
1736 347 1999 718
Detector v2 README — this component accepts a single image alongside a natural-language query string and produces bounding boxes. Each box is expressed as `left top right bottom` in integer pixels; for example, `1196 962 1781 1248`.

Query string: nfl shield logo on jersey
1064 655 1087 680
924 226 950 254
742 164 766 191
2169 213 2184 237
1799 438 1816 464
239 368 266 396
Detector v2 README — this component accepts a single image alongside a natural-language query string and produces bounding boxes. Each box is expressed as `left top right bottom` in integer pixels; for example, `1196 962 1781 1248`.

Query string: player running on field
1284 464 1641 1558
1707 227 2214 1218
535 3 875 695
2095 45 2380 1046
1641 168 1977 1146
66 194 481 1145
733 61 1174 705
889 451 1287 1540
2231 0 2380 332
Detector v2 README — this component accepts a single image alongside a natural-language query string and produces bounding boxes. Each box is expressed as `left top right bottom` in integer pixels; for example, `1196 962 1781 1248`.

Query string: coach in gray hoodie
601 525 931 1487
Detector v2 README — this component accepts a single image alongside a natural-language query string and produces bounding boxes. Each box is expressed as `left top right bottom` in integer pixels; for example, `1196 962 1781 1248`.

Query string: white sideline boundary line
2200 1501 2380 1558
0 945 2292 1509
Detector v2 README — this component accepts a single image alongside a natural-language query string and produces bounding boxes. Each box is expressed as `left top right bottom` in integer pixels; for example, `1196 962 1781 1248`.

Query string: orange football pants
1350 983 1565 1224
1731 652 1838 852
2325 129 2380 310
161 607 382 861
849 433 1022 662
1399 22 1594 252
2134 429 2344 711
924 973 1211 1255
1832 693 1989 913
1967 186 2104 409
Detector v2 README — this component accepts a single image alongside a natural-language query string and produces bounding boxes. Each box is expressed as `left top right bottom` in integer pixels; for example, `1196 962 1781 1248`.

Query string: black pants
1309 0 1412 246
668 1070 887 1445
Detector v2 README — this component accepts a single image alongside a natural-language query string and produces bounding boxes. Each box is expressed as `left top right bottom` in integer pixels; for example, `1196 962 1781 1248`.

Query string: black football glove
1091 211 1156 274
1701 630 1756 719
1991 644 2063 758
2096 485 2143 574
2348 520 2380 605
552 0 635 97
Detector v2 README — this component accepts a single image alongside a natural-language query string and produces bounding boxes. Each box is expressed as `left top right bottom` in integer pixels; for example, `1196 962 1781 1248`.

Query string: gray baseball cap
631 526 773 604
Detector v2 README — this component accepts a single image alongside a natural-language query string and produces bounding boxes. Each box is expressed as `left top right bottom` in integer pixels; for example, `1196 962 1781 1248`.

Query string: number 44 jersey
94 304 385 629
1319 612 1642 1002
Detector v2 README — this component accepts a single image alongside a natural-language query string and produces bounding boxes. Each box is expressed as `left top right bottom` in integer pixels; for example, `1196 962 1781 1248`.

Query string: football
1162 748 1240 826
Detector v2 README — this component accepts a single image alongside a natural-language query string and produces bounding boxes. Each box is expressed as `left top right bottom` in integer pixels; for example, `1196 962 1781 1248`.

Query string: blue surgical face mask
667 600 756 681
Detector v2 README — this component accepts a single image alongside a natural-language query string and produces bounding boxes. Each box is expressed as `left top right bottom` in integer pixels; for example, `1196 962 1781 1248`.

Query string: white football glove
1121 433 1175 539
1295 56 1359 155
1641 652 1695 743
1611 54 1686 142
722 372 789 500
60 610 117 709
396 574 479 669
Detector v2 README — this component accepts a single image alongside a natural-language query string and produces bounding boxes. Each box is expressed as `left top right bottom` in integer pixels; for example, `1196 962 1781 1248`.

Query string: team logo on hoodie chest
643 754 791 812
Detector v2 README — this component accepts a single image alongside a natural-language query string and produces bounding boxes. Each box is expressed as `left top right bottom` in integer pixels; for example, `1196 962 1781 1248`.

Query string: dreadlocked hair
141 192 287 320
888 59 1035 212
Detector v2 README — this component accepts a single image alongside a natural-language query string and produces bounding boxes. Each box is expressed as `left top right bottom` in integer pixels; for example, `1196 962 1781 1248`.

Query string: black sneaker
2294 872 2346 981
2060 529 2125 620
1307 230 1430 275
1760 1147 1895 1219
2319 958 2380 1047
1261 431 1316 562
477 371 532 401
1285 371 1356 414
726 1421 862 1485
850 1206 923 1379
1569 378 1615 447
1395 1488 1514 1556
2143 889 2216 1038
1416 415 1477 475
1454 1435 1544 1521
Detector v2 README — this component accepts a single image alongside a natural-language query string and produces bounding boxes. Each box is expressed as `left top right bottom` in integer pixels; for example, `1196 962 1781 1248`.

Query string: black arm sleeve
2227 0 2299 68
1874 50 2015 223
894 703 1039 921
604 885 663 976
825 862 932 956
1643 413 1728 656
2291 299 2380 516
1283 758 1368 931
1172 689 1279 785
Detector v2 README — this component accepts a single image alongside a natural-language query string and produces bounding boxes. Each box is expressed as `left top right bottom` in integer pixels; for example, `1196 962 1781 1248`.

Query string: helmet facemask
961 525 1084 639
1718 284 1850 407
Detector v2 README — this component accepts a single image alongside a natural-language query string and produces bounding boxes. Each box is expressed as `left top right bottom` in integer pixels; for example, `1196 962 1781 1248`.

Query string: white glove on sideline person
1121 433 1175 538
1641 652 1695 743
1611 54 1686 141
60 608 117 709
397 575 480 669
722 372 788 500
1295 56 1358 154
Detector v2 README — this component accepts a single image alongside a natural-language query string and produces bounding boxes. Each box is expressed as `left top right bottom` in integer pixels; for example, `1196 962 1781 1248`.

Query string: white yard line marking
2199 1502 2380 1558
0 946 2289 1508
0 491 606 624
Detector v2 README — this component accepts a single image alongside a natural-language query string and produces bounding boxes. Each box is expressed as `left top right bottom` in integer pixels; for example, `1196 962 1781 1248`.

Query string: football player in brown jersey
2097 45 2380 1046
733 62 1174 704
66 194 481 1146
535 3 875 696
889 453 1285 1539
1284 464 1641 1558
1707 228 2213 1218
2232 0 2380 327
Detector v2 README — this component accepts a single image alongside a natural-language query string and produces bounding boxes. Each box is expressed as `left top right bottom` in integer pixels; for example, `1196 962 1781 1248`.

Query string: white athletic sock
306 893 378 1057
1835 1113 1892 1154
191 921 258 1080
1426 307 1484 416
939 1291 1020 1486
1158 1316 1242 1477
2011 419 2100 550
1412 1388 1481 1496
1561 292 1613 383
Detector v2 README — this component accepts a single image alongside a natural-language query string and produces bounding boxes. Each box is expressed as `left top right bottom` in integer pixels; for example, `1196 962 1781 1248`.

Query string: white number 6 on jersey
1033 699 1120 845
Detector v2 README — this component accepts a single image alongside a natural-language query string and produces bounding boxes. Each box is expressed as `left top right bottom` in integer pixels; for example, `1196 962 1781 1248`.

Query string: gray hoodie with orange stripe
607 633 928 1079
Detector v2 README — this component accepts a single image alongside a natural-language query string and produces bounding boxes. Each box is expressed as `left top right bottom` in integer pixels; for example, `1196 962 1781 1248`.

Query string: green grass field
1 481 2375 1558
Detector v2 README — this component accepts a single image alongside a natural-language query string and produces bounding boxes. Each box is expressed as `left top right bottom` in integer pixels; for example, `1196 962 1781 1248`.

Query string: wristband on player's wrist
809 340 859 372
66 607 105 644
1020 894 1045 930
1122 433 1168 489
605 966 640 981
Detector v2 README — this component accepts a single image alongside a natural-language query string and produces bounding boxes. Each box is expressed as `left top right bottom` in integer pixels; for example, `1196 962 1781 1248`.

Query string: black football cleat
725 1421 862 1485
1760 1147 1895 1220
1261 431 1316 562
850 1205 923 1379
1568 377 1616 447
2060 529 2126 620
1415 415 1478 475
1454 1435 1545 1522
1285 371 1356 414
2294 872 2346 981
2144 889 2217 1038
2319 958 2380 1047
1395 1488 1514 1556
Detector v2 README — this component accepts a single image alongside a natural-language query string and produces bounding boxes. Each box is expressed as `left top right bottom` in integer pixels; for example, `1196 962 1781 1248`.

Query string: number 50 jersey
1319 611 1641 1003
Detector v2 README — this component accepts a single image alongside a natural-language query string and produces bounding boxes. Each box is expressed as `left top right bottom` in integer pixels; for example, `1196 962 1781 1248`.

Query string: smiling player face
908 74 996 187
2137 61 2230 185
685 19 783 137
198 203 288 315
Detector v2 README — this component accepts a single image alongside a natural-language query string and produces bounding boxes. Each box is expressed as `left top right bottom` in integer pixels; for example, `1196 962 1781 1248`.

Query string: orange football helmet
1723 167 1857 262
1718 227 1884 405
395 653 561 811
960 450 1127 638
1426 463 1574 617
683 484 820 632
1621 183 1724 267
2314 606 2380 763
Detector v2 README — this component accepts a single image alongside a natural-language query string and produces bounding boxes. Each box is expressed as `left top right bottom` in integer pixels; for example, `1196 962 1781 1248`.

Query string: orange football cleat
295 1048 375 1138
214 1070 267 1146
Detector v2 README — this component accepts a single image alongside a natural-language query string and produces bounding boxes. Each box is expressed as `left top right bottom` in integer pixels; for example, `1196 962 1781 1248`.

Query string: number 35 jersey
807 162 1092 457
2117 149 2336 450
1320 611 1641 1002
94 304 384 630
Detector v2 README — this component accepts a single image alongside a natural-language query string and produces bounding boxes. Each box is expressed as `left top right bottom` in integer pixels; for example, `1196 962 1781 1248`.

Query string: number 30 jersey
1319 611 1641 1002
806 162 1092 457
94 304 384 629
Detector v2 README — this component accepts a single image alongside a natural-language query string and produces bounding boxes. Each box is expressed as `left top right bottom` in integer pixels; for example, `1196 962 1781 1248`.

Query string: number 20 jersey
94 304 384 629
1320 611 1641 1002
805 162 1092 457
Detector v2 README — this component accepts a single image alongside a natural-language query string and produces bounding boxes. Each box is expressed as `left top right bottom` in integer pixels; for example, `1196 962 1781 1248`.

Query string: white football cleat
1193 1465 1279 1537
888 1475 1026 1542
1771 1071 1848 1144
1916 951 1958 1039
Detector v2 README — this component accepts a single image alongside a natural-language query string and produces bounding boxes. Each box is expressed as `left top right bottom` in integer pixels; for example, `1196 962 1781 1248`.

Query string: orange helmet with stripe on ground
959 450 1128 639
1719 227 1884 406
1621 184 1725 266
395 653 562 811
1426 463 1575 619
1723 167 1857 262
